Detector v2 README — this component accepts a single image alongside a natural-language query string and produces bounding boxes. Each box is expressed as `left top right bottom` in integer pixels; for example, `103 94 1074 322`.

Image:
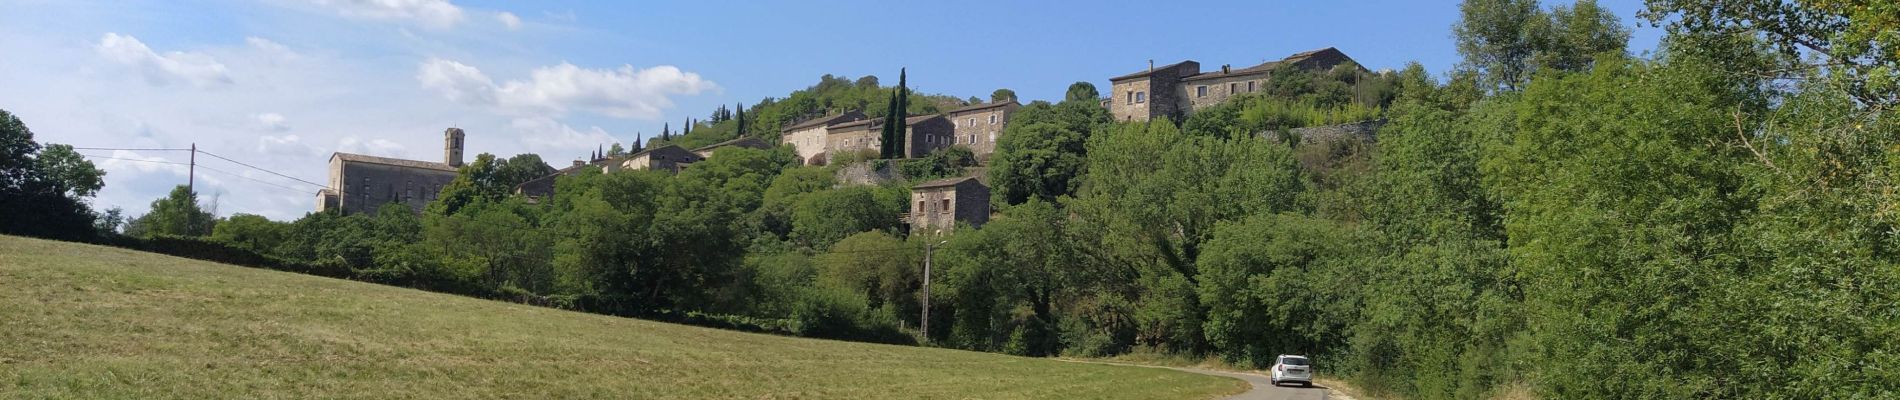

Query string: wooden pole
188 142 196 193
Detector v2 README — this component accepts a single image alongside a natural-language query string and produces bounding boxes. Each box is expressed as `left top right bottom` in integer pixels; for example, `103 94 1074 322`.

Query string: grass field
0 235 1245 399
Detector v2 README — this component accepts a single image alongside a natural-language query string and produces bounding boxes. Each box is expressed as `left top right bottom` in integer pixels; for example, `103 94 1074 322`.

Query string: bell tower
444 127 465 167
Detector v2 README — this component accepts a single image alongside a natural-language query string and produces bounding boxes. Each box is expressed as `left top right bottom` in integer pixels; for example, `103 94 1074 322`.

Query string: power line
196 150 328 188
196 164 320 195
70 147 192 152
78 153 190 165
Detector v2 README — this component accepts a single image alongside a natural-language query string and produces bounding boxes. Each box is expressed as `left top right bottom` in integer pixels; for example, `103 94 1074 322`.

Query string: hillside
0 235 1244 399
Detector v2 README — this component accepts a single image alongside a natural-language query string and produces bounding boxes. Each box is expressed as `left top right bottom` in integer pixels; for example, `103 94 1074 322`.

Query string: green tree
35 144 104 199
1063 82 1101 103
879 68 911 159
1453 0 1544 91
987 96 1112 206
789 185 905 249
990 88 1017 103
130 185 216 237
1643 0 1900 106
210 213 289 253
818 231 920 317
0 110 104 241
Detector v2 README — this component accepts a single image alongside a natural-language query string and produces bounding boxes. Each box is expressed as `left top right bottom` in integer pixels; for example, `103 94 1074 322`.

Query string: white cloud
510 116 618 156
257 134 322 157
311 0 465 29
98 150 190 176
496 12 521 30
95 33 233 87
417 58 717 119
337 136 409 158
255 112 291 132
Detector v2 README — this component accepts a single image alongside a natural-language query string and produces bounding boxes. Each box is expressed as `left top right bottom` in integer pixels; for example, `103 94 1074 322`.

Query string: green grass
0 235 1245 399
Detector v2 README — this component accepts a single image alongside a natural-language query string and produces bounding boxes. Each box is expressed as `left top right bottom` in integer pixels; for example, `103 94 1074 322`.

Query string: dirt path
1061 360 1340 400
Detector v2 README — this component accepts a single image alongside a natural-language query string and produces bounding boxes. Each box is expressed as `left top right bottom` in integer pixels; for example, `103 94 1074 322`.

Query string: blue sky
0 0 1661 221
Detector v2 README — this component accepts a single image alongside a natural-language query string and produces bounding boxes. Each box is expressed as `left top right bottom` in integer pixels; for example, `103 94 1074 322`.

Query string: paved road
1162 367 1329 400
1066 360 1331 400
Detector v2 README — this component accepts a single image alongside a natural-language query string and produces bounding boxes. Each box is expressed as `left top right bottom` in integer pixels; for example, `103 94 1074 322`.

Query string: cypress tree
736 102 747 137
891 68 908 158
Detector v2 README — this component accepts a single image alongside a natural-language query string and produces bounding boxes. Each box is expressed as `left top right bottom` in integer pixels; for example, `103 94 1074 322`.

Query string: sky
0 0 1663 221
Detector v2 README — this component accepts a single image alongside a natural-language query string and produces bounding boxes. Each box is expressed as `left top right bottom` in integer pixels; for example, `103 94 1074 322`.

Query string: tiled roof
331 152 458 172
1110 60 1198 82
830 115 944 133
780 112 863 132
946 100 1019 114
692 136 771 153
913 176 977 189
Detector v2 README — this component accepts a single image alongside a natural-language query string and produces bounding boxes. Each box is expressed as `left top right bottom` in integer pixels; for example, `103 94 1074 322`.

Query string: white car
1269 354 1313 387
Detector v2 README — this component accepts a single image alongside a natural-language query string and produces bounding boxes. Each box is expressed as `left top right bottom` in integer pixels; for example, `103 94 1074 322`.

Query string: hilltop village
316 47 1367 232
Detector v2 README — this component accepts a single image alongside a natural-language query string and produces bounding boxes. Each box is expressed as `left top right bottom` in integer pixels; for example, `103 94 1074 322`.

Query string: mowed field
0 235 1244 399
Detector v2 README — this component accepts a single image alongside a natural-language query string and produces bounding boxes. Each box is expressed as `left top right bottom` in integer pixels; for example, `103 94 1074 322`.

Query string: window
1229 83 1237 94
1196 86 1207 97
1126 91 1134 104
918 200 925 212
940 199 950 213
988 132 996 142
988 115 997 125
967 118 976 127
1135 92 1146 103
1248 81 1256 92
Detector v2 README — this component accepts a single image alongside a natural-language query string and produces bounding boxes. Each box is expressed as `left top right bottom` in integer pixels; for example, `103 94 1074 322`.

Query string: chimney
443 127 466 167
1148 59 1154 73
1222 64 1231 74
573 160 584 167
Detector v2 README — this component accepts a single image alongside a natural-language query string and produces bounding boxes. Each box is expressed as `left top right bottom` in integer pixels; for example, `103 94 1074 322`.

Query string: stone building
779 110 866 165
514 156 612 200
1109 47 1361 122
909 176 990 234
315 128 464 215
691 136 773 158
944 100 1019 160
617 144 703 172
824 114 955 160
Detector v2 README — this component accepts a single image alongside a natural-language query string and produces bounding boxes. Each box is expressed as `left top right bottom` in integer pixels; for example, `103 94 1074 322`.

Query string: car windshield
1282 357 1310 366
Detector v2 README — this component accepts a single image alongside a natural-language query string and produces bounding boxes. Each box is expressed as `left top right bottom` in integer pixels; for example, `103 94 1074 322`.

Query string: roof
946 100 1019 114
780 111 864 132
1110 60 1198 82
1181 47 1358 82
828 115 941 132
331 152 458 172
630 144 690 158
692 136 771 153
912 176 979 190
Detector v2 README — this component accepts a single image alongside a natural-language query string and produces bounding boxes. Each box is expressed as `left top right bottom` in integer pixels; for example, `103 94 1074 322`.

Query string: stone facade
1109 48 1360 122
619 144 703 173
945 101 1019 160
779 110 866 165
909 176 990 234
824 114 955 160
1109 61 1199 123
319 152 459 215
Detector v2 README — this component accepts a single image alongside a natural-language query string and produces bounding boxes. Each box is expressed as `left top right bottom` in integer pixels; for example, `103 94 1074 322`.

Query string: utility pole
188 142 196 193
921 237 947 342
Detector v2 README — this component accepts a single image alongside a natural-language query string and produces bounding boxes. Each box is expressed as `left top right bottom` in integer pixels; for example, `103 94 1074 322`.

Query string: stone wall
947 103 1017 160
782 126 829 164
1109 78 1151 122
334 161 458 215
1181 73 1268 112
904 116 955 158
909 180 990 234
836 161 900 187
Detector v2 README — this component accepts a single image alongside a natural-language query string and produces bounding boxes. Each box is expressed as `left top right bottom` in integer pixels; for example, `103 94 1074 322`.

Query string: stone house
944 100 1019 160
316 128 464 215
514 156 613 200
779 110 866 165
909 176 990 234
692 136 773 159
618 144 704 173
1109 47 1361 122
825 114 955 160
